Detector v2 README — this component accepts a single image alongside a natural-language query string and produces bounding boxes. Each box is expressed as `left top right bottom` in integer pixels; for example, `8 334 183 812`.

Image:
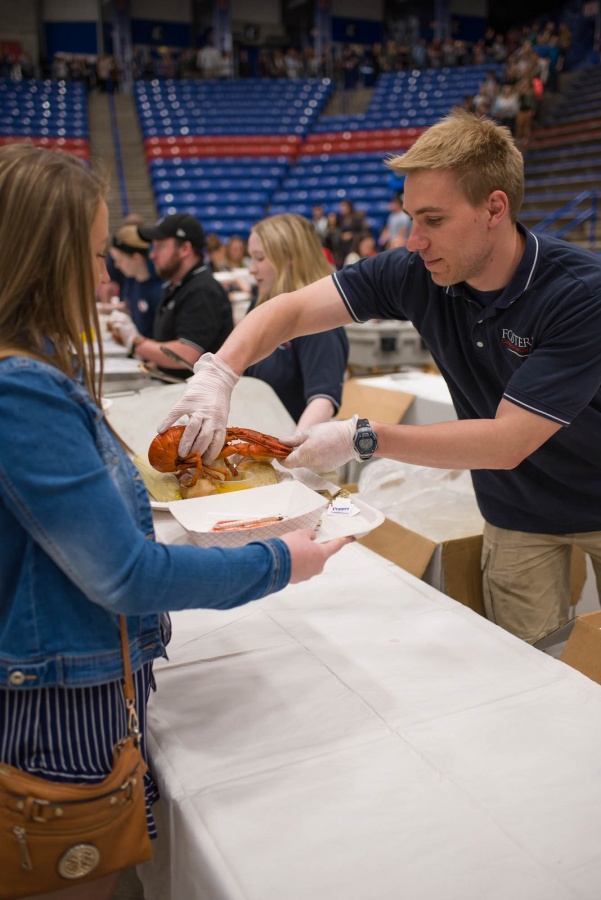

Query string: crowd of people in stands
454 19 571 146
304 193 412 270
3 13 572 92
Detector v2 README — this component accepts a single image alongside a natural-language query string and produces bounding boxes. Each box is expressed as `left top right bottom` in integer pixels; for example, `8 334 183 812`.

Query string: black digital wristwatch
353 418 378 461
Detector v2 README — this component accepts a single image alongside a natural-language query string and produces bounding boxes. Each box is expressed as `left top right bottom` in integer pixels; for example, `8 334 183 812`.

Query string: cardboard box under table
355 514 486 616
357 512 587 620
560 610 601 684
337 373 456 430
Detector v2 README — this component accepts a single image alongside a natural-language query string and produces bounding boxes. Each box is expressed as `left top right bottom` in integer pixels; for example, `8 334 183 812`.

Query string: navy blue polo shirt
245 300 348 423
120 272 163 338
334 225 601 534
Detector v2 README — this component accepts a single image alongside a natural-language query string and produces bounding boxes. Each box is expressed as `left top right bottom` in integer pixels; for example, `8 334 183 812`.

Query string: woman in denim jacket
0 145 349 900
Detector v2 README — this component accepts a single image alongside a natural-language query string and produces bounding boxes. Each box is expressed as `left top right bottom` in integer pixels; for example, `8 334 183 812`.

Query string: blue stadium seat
139 65 508 242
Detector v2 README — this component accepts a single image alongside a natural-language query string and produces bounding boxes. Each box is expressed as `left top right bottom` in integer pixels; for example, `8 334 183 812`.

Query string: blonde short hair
251 213 333 304
0 144 106 404
388 108 524 221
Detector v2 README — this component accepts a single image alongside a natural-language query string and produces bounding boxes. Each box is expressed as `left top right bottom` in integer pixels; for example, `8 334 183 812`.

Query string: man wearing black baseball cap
109 213 233 379
138 213 206 251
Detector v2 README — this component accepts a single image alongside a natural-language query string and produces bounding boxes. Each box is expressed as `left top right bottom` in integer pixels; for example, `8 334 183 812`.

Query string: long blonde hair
0 144 107 405
251 213 333 304
387 108 524 222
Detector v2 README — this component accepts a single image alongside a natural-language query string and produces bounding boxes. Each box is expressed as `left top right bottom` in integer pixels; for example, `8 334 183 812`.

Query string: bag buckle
25 796 52 823
126 698 141 746
119 776 136 800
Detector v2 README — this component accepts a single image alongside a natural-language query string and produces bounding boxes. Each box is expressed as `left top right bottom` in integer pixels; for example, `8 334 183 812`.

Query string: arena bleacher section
0 78 89 158
1 59 599 246
139 65 505 237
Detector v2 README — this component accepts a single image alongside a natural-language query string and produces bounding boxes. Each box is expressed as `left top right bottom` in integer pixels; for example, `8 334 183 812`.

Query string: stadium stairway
520 64 601 251
88 91 157 229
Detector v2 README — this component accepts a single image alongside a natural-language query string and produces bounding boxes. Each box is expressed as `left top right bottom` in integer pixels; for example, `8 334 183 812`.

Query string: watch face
355 420 377 459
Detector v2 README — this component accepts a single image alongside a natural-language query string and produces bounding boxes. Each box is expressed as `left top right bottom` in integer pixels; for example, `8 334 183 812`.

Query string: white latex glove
281 415 360 471
108 310 140 353
157 353 240 460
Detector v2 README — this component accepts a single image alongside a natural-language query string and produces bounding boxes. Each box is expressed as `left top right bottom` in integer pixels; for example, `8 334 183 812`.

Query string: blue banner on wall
45 22 98 58
314 0 331 62
112 0 132 90
331 17 383 46
130 19 193 48
214 0 232 54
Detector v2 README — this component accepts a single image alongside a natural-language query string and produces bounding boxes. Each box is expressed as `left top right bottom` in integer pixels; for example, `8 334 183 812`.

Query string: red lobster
148 425 292 487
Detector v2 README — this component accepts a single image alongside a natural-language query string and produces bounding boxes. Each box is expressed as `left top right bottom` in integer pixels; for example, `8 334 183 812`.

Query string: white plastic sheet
358 458 484 542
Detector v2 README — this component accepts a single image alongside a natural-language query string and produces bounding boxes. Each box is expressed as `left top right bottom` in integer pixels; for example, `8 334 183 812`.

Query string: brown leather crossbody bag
0 617 153 899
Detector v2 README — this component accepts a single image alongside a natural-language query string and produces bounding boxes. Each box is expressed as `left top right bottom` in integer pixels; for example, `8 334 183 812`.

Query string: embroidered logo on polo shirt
501 328 532 357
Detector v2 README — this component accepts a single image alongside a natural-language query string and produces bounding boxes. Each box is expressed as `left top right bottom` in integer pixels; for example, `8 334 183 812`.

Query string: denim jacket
0 356 291 690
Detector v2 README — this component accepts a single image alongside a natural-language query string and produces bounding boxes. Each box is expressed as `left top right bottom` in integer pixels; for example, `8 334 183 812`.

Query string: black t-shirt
153 264 233 379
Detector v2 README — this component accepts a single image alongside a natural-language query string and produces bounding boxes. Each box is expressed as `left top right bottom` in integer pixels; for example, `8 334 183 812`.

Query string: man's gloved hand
108 310 140 353
157 353 240 460
281 415 360 471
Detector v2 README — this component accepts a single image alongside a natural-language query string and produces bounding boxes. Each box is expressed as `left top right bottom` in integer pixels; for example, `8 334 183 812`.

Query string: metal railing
532 190 598 249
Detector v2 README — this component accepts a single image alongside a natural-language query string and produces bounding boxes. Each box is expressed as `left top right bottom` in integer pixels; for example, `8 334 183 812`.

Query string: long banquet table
138 530 601 900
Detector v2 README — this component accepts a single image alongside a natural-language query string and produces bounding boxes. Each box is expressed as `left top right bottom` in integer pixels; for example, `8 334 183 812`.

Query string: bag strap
119 616 141 745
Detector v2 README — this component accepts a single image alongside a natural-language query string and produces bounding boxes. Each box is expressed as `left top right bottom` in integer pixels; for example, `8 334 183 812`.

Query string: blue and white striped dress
0 662 159 838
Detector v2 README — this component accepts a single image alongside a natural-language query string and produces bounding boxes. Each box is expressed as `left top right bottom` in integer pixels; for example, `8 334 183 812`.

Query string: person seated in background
379 194 411 250
344 230 377 266
462 94 477 114
476 69 500 105
213 235 253 299
225 234 249 269
97 212 145 307
490 83 519 135
108 224 163 338
338 199 367 265
244 213 349 428
514 76 538 146
206 232 230 273
324 211 344 269
311 204 329 243
109 214 233 380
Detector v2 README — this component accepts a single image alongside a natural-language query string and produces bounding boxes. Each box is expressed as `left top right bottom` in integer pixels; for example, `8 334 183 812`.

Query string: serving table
137 532 601 900
106 381 601 900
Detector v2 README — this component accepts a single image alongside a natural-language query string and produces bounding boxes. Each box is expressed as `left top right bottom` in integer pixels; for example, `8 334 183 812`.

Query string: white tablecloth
138 539 601 900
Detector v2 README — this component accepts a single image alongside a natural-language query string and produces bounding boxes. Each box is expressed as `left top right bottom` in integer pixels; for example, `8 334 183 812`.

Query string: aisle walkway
88 91 156 228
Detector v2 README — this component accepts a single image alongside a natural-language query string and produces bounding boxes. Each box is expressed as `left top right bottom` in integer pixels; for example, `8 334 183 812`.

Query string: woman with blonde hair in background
244 212 349 428
0 146 349 900
225 234 249 269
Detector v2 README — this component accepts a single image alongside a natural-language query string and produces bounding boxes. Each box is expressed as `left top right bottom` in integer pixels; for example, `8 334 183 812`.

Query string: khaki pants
481 523 601 644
